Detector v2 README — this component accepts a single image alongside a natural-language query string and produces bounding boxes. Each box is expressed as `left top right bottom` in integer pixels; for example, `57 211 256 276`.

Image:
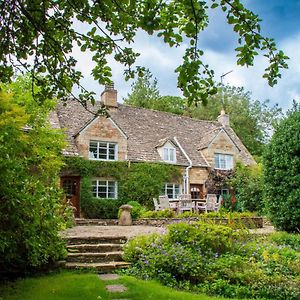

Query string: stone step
64 261 131 273
67 243 123 253
65 236 127 245
67 251 123 263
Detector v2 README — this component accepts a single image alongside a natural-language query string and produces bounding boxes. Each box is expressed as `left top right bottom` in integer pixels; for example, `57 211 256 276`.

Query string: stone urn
118 204 133 226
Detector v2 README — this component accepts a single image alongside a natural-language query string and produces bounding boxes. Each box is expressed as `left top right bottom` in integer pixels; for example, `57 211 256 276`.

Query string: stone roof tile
53 99 255 166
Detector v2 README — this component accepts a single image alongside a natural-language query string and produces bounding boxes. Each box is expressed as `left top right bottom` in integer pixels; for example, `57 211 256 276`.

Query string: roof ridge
118 103 221 125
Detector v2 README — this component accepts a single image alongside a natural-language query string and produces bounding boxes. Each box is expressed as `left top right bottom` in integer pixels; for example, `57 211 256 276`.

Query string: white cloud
70 18 300 111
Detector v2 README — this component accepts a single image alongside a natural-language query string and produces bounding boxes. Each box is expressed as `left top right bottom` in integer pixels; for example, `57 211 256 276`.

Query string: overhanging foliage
0 0 288 106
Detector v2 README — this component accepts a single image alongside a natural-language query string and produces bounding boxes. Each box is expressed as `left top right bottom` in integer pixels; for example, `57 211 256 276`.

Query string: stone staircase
64 236 130 273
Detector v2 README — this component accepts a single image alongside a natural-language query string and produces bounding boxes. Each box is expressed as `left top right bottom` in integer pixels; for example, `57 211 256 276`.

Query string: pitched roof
53 99 255 166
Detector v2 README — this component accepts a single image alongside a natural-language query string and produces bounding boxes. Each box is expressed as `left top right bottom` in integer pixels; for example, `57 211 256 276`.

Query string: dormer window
214 153 233 170
89 141 117 161
163 146 176 162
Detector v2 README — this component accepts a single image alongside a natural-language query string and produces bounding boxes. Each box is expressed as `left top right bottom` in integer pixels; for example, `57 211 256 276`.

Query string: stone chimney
217 109 230 127
101 83 118 108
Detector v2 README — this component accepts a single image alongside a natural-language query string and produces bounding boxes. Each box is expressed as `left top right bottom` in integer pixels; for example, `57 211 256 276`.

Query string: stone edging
76 217 263 228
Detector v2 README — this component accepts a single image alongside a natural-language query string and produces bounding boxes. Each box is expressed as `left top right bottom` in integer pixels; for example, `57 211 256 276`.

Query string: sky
76 0 300 111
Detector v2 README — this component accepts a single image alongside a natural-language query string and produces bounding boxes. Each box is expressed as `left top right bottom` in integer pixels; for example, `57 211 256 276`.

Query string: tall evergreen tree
124 70 160 109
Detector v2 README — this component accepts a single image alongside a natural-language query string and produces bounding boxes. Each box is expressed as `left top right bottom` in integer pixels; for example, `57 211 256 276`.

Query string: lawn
0 270 236 300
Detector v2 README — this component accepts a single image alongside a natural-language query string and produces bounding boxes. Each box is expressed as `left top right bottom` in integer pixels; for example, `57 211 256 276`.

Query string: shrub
263 104 300 232
168 222 247 255
125 200 146 219
0 78 69 275
229 162 264 213
81 197 127 219
140 209 176 218
123 222 300 299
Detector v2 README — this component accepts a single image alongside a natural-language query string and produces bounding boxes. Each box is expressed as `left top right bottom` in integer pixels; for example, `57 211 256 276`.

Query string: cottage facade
51 85 256 217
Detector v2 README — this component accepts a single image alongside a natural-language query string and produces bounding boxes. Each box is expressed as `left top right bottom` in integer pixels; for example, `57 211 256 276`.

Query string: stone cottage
50 85 256 217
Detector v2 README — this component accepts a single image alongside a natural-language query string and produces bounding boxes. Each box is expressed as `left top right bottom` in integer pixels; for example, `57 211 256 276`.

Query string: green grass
0 270 236 300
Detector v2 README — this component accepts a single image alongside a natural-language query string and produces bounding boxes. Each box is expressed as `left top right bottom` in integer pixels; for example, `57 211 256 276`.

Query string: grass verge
0 270 236 300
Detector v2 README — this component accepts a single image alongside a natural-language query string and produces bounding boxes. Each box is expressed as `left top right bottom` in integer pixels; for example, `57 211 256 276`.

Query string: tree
263 103 300 232
125 78 282 156
0 76 70 274
189 85 283 156
0 0 288 107
124 70 187 115
124 69 160 108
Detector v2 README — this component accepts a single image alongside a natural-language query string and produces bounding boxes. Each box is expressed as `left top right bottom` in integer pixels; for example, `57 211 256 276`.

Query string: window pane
169 149 175 161
214 154 220 168
89 142 98 159
92 186 97 197
226 155 233 169
109 148 115 160
99 142 107 149
175 184 180 198
98 148 107 159
163 148 169 161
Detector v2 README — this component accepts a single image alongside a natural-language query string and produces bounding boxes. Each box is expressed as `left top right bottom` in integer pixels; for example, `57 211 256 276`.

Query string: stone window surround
89 140 118 161
92 179 118 199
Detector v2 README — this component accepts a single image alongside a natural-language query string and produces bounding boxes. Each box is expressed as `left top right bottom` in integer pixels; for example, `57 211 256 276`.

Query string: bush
125 201 146 219
123 222 300 299
81 197 127 219
168 222 247 255
263 104 300 232
229 162 264 213
140 209 176 218
0 78 69 275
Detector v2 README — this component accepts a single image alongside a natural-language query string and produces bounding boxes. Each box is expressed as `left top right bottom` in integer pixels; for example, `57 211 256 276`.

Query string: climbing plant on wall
64 157 182 218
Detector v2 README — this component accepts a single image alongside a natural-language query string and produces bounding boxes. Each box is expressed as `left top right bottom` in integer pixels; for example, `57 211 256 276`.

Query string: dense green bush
125 201 146 219
229 162 264 213
123 222 300 299
263 104 300 232
0 77 69 275
141 209 176 218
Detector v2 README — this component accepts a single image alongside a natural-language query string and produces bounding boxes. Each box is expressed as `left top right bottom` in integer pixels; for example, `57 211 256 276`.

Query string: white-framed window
163 146 176 163
214 153 233 170
92 180 118 199
161 183 181 199
89 141 117 161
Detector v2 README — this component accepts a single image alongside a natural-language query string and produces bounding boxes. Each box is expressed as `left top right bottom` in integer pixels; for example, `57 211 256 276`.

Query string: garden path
61 225 167 240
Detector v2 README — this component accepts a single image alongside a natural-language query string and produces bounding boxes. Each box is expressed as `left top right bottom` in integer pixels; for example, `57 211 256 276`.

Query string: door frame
60 176 81 218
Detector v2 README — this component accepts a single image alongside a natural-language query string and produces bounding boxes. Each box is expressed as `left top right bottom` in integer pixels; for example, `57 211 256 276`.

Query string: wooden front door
61 176 81 218
190 184 204 199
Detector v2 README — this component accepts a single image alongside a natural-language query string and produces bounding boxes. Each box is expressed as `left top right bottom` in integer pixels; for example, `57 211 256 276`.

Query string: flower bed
123 222 300 300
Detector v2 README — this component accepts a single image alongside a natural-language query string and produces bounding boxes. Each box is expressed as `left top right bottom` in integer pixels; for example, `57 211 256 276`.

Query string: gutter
174 137 193 194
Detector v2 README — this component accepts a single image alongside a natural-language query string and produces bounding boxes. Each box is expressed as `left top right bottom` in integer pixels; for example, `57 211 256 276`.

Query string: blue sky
76 1 300 111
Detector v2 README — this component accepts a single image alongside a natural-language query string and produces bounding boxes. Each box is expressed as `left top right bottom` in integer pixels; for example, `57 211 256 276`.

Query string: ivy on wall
64 157 182 218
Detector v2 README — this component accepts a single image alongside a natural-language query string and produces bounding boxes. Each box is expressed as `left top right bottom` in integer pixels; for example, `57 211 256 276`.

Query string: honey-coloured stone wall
75 116 127 160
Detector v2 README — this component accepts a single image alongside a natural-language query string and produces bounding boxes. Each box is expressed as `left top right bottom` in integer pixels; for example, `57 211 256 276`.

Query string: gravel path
61 225 167 239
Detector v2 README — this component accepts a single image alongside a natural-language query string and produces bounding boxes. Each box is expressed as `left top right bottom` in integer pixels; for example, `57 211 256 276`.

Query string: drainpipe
174 137 193 194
